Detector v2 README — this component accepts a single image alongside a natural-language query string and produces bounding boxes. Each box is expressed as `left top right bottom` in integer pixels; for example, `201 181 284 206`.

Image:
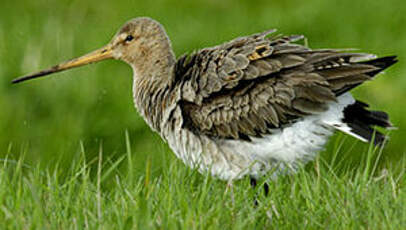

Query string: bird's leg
250 177 270 206
250 177 257 188
250 177 259 206
264 182 269 197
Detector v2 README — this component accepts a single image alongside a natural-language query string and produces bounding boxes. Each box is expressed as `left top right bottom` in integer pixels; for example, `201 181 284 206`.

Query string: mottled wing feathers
174 30 396 140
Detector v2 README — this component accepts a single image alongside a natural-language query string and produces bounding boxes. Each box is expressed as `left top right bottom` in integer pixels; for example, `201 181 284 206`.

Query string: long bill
12 45 114 84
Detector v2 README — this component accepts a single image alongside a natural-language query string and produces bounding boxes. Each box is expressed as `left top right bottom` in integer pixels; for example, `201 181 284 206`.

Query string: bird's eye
125 35 134 42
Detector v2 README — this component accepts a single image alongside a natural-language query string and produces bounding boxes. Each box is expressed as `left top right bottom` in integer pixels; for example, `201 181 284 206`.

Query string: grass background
0 0 405 228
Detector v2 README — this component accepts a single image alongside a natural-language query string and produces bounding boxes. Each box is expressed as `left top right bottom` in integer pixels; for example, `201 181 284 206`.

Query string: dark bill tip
12 67 60 84
11 44 113 84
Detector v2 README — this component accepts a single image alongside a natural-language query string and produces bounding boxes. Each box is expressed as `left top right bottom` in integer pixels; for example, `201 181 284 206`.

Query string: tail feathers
360 56 398 77
316 55 398 96
342 101 392 145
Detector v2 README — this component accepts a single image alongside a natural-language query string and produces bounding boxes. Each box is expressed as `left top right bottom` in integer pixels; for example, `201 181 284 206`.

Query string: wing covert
174 30 383 140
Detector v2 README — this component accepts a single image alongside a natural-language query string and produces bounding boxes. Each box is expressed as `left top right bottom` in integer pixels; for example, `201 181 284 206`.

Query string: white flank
166 93 369 180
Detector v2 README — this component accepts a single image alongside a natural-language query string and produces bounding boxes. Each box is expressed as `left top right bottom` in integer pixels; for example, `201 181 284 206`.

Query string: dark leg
250 177 259 206
264 182 269 197
251 177 269 196
250 177 257 188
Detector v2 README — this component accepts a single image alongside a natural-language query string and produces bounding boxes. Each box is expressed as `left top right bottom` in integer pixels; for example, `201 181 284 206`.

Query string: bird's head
12 17 173 84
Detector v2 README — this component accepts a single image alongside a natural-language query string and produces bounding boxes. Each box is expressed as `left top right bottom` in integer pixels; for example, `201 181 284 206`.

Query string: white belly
219 116 334 179
164 94 354 180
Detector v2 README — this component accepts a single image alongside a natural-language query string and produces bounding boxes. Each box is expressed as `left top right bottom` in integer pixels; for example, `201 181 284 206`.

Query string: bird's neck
131 42 177 133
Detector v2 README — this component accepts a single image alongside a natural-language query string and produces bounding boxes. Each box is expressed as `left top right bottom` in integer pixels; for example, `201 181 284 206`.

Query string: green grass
0 136 405 229
1 0 406 167
1 0 406 229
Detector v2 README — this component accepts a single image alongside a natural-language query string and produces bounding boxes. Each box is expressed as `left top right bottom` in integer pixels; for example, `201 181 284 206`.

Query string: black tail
343 101 393 145
333 55 398 96
361 55 398 77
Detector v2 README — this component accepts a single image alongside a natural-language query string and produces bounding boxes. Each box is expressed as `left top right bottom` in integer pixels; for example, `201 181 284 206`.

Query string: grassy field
1 0 405 229
0 138 405 229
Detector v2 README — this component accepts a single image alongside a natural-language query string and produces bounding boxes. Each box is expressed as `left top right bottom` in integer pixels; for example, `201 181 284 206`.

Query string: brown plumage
12 17 397 181
175 30 395 142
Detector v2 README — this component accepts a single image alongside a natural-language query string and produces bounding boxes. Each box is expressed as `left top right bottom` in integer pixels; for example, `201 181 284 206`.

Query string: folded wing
174 30 396 140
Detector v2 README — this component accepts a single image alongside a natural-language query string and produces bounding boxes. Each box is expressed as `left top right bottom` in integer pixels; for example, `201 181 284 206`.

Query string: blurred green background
1 0 405 174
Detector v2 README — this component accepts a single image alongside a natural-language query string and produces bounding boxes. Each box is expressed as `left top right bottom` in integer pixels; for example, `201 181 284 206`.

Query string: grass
1 0 406 167
1 0 406 229
0 136 405 229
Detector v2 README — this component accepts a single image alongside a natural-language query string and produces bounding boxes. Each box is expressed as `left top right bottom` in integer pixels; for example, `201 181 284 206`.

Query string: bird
13 17 397 189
